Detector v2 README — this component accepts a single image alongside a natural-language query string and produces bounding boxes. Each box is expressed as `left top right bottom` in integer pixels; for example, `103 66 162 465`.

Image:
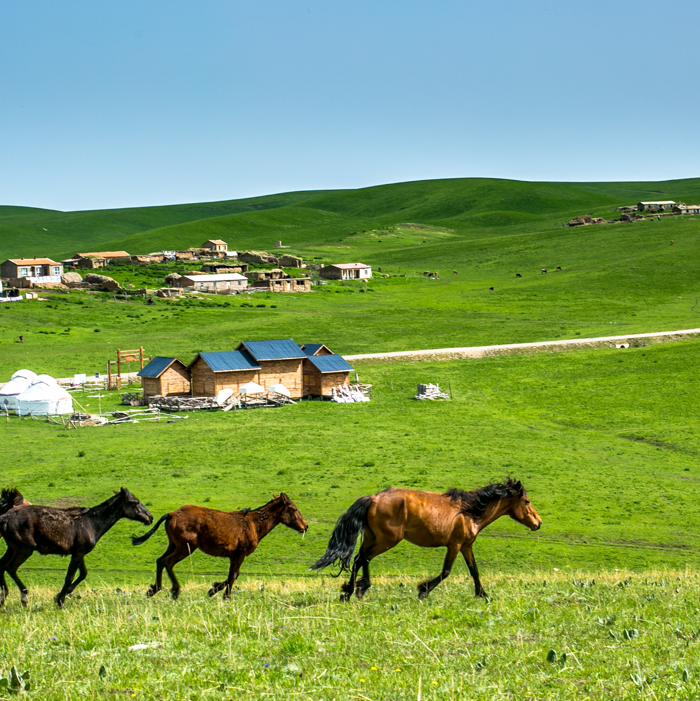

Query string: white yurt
0 369 38 411
16 374 74 416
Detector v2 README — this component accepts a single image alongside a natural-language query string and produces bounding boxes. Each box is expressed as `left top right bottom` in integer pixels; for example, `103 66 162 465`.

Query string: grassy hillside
3 339 700 581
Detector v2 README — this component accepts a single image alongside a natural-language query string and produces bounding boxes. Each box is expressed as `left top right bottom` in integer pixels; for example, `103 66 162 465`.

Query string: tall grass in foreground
1 570 699 699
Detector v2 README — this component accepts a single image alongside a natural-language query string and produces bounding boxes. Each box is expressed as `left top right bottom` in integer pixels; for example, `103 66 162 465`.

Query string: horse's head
507 482 542 531
117 488 153 525
276 493 308 534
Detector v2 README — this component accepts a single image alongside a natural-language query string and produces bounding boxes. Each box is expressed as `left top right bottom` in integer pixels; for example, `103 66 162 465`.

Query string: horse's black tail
131 514 170 546
310 496 372 573
0 488 23 516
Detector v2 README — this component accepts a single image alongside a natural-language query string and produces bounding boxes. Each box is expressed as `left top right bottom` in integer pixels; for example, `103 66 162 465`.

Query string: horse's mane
0 488 24 516
444 478 523 518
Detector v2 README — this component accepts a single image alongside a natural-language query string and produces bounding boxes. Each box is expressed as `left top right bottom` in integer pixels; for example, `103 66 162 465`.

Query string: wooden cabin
237 339 306 399
137 357 191 398
188 350 261 396
299 343 333 356
302 353 354 397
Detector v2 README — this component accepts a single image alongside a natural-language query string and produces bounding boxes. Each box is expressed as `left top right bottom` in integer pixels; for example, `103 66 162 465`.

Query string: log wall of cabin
321 371 350 396
190 357 259 396
214 370 259 394
160 365 191 396
303 365 321 396
257 359 304 398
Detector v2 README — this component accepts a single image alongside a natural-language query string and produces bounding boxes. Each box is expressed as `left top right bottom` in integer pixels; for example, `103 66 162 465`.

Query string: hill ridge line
344 327 700 361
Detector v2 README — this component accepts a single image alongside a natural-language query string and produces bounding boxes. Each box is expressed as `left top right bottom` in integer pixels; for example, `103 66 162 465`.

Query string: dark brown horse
0 488 152 607
0 488 30 545
132 493 308 600
311 479 541 601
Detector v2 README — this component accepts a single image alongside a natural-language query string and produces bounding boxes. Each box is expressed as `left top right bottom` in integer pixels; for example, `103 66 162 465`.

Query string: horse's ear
516 481 525 496
272 494 278 499
281 493 290 503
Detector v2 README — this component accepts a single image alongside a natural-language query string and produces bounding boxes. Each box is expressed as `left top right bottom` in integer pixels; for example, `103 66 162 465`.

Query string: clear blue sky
2 0 699 211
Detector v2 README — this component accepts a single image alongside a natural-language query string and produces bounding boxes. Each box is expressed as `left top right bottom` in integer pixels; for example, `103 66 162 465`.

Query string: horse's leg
417 543 461 600
222 553 246 600
163 545 194 600
461 543 486 598
148 542 176 597
5 550 32 608
55 554 83 608
66 559 88 595
343 532 398 602
0 546 16 606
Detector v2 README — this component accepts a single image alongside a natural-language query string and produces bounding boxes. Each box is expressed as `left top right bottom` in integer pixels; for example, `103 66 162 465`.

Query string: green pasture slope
2 177 700 378
2 340 700 697
3 178 700 698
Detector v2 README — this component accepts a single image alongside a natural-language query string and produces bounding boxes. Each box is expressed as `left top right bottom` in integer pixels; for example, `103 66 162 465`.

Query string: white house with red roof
320 263 372 280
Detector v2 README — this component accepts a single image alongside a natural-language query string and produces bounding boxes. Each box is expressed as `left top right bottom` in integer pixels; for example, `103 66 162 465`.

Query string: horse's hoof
55 597 65 609
146 587 156 598
171 591 180 601
340 592 351 602
208 588 217 597
417 588 429 600
20 595 28 608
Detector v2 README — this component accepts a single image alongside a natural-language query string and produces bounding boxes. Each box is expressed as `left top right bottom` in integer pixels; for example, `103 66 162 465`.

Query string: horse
541 268 548 274
0 488 152 608
0 488 30 544
515 273 522 278
311 479 541 601
132 493 308 600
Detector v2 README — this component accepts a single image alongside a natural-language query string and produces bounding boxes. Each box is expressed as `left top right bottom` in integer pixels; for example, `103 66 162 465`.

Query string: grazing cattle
541 268 547 274
423 271 430 276
133 494 308 600
453 270 458 275
0 488 152 607
312 479 541 601
556 266 562 271
489 287 494 291
515 273 522 278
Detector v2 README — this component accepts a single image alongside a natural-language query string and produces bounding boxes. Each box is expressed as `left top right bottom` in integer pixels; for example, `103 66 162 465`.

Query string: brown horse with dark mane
311 479 541 600
0 488 152 608
132 493 308 600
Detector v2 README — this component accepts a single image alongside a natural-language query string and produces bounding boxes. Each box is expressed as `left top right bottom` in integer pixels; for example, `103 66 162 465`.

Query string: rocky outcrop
239 250 279 265
83 273 121 291
61 272 82 285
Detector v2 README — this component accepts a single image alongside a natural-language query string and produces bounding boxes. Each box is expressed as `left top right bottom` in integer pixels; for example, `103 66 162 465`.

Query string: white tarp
214 388 234 406
0 370 38 411
16 374 73 415
268 383 290 397
239 382 264 395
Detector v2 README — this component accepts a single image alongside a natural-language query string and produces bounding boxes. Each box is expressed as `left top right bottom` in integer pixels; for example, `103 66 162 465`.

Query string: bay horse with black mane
0 488 152 608
132 493 308 600
311 479 541 600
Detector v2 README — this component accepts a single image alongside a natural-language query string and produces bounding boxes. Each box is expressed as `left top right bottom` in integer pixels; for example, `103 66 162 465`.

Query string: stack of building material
147 395 220 411
415 383 450 400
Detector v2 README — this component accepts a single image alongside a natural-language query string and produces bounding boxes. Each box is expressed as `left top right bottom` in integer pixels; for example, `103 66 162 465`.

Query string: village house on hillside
320 263 372 280
672 204 700 215
75 251 132 268
637 201 675 212
1 257 63 283
173 273 248 293
202 239 228 253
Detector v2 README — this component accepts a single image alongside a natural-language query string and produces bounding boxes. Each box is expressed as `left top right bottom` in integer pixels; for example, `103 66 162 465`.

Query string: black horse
0 488 152 608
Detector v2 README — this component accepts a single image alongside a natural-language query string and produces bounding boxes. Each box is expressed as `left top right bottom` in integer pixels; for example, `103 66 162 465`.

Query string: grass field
2 571 699 700
3 177 700 698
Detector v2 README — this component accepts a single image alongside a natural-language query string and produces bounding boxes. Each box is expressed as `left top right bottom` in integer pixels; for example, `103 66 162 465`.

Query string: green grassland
2 571 700 700
3 178 700 698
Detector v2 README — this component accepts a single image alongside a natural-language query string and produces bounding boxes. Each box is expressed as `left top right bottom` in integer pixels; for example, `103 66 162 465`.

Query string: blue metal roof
137 357 180 378
239 339 305 361
305 354 354 373
198 350 260 372
300 343 326 356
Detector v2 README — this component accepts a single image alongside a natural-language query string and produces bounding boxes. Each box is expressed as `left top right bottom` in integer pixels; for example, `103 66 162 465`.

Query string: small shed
672 204 700 215
320 263 372 280
188 350 261 397
75 251 131 268
137 357 191 398
302 354 354 397
237 339 306 399
252 278 311 293
202 240 228 252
